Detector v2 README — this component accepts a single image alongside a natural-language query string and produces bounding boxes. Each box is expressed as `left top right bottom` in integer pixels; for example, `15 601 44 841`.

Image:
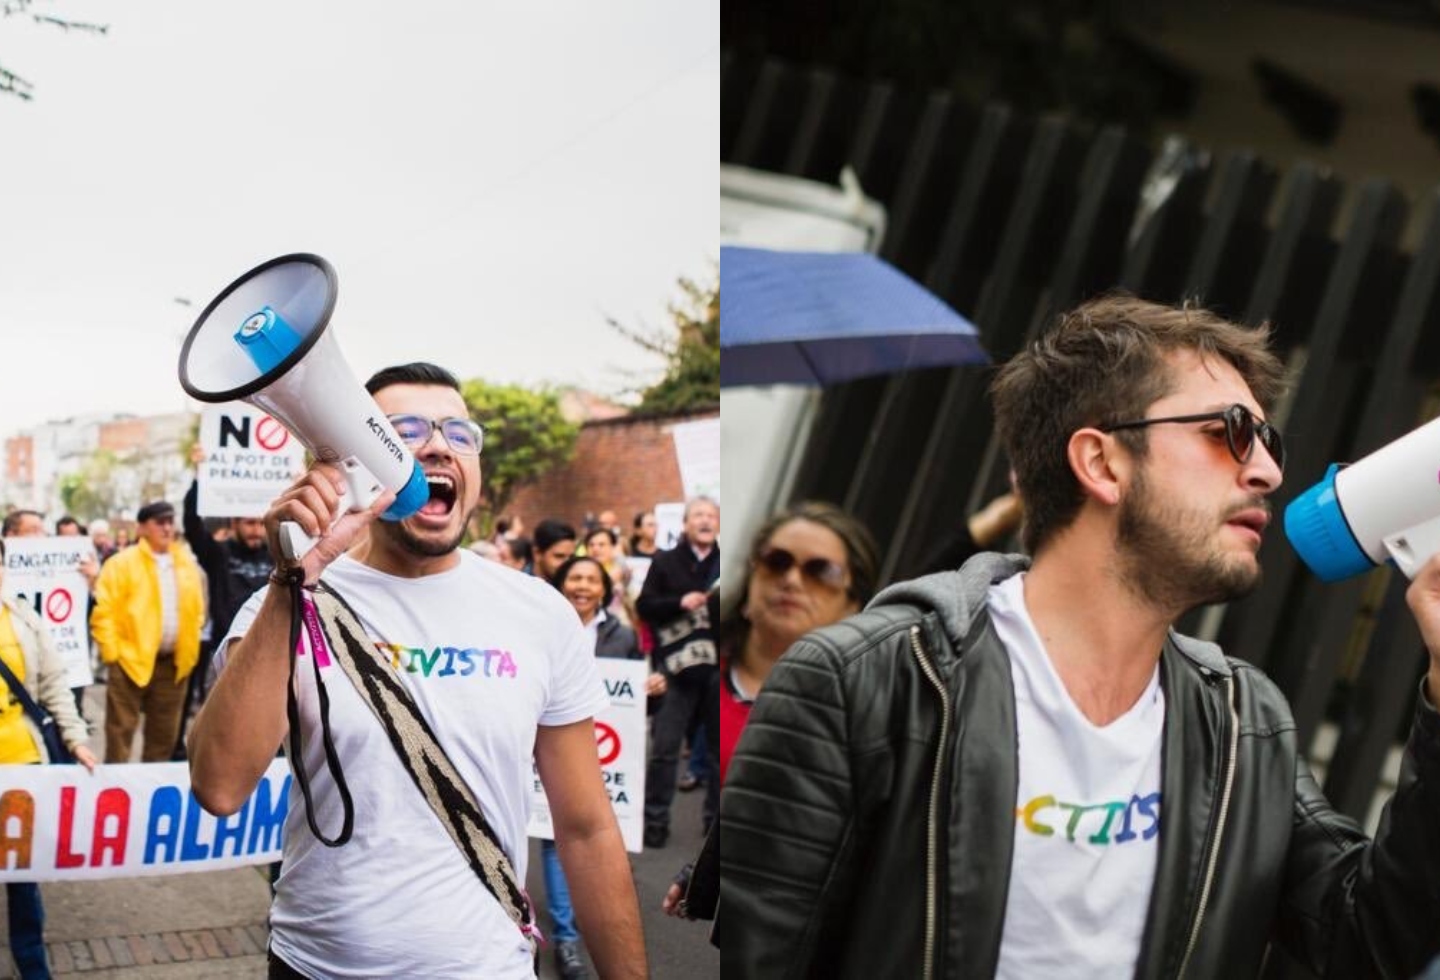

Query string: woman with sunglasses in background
662 501 879 923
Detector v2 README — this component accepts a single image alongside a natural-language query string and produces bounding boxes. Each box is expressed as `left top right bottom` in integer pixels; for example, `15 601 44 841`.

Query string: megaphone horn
177 253 429 561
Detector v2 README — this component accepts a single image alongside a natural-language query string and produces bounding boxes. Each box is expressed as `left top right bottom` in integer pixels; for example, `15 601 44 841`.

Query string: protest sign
0 759 289 882
3 536 96 688
197 405 306 518
670 416 720 503
654 502 685 552
529 658 648 852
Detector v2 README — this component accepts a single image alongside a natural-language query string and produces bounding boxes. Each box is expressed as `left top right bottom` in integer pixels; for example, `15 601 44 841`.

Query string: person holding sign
3 513 99 721
539 554 657 979
188 363 645 980
636 496 719 850
90 502 205 763
0 537 97 979
181 445 276 729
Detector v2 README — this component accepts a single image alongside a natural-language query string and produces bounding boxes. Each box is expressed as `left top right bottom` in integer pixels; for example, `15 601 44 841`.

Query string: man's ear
1068 428 1128 507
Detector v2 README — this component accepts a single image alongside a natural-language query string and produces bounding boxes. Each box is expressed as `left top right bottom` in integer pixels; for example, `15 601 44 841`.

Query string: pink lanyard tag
296 592 332 667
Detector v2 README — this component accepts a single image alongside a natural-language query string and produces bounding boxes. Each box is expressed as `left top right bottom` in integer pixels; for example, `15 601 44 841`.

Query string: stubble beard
377 505 473 559
1116 467 1261 613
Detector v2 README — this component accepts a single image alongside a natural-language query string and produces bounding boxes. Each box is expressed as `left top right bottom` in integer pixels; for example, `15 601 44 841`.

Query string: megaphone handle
277 457 385 564
1383 512 1440 579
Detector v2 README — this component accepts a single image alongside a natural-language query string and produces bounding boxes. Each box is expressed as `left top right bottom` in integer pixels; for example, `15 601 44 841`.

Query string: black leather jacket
719 554 1440 978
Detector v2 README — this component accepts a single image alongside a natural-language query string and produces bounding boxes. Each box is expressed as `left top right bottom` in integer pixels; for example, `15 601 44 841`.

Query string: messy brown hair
990 293 1285 555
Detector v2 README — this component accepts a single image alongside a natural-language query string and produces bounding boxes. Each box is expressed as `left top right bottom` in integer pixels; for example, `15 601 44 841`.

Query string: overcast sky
0 1 717 437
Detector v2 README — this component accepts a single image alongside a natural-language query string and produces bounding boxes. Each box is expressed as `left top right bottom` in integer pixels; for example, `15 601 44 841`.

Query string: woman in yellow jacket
0 539 97 979
89 503 204 765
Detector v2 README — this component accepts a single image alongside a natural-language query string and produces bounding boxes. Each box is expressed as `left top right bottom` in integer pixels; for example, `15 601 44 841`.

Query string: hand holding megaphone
1286 414 1440 581
265 463 397 583
178 254 430 565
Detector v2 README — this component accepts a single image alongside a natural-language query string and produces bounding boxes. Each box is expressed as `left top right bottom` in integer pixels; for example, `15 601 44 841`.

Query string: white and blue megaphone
1285 414 1440 582
178 253 429 561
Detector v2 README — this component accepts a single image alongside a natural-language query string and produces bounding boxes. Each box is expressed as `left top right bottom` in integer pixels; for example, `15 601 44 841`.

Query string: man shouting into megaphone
188 362 646 979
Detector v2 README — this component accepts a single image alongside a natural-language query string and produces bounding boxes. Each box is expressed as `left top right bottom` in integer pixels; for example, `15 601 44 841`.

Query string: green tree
611 266 720 416
459 380 580 531
58 449 122 522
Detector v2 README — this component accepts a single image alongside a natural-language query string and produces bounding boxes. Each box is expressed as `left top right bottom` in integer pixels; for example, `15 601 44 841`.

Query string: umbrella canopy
720 246 988 387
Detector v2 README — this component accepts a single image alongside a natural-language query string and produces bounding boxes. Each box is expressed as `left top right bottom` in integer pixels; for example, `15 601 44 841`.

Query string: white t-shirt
988 573 1164 979
219 550 606 979
154 551 178 652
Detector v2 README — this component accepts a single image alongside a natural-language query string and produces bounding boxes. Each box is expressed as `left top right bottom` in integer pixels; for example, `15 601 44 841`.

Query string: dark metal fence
723 51 1440 906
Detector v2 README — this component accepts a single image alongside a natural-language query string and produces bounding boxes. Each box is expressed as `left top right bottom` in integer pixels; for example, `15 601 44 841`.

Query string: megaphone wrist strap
283 576 355 848
271 565 311 590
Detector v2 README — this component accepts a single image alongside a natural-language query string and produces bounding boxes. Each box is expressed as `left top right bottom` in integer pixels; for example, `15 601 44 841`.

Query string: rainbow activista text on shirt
1015 791 1160 845
375 642 518 679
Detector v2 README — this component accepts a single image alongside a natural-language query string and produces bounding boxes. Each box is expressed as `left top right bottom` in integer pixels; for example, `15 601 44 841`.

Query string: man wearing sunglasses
722 295 1440 977
189 362 645 979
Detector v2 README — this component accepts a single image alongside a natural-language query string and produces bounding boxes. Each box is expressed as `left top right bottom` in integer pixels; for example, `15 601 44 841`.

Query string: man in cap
91 501 205 762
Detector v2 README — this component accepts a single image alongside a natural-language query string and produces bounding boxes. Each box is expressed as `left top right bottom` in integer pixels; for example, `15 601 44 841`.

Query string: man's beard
1116 467 1262 612
376 506 471 559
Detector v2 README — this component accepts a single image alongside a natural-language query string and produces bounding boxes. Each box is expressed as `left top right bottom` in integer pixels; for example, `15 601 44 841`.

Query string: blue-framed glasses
386 415 485 456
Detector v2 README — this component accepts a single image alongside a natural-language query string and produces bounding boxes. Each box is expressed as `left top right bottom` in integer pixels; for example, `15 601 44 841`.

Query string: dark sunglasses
753 547 848 591
1100 403 1285 470
386 415 485 456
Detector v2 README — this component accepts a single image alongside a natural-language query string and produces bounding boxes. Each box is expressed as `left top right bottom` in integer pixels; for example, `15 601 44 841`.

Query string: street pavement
0 683 720 979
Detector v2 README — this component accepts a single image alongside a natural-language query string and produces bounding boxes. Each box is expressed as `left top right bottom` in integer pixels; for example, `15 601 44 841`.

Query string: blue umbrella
720 246 988 387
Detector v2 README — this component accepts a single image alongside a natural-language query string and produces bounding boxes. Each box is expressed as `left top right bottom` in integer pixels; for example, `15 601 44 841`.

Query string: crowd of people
0 362 719 979
9 295 1440 979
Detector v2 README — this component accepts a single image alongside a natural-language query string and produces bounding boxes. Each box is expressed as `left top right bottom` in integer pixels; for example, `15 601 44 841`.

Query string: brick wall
504 410 717 531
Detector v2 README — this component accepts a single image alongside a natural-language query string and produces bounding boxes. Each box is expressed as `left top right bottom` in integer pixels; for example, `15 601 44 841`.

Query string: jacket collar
870 552 1233 678
868 552 1029 655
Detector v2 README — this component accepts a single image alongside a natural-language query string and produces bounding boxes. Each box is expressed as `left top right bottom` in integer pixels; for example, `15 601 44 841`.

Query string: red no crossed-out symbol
594 722 621 766
255 416 290 452
45 588 72 624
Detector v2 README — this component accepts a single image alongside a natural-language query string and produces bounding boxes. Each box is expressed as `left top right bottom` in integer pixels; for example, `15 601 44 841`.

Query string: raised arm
181 472 224 573
187 462 388 815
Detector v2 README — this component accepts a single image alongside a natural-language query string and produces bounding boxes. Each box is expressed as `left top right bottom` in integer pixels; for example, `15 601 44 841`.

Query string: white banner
670 416 720 503
528 658 648 852
3 536 96 688
197 405 306 518
0 759 289 882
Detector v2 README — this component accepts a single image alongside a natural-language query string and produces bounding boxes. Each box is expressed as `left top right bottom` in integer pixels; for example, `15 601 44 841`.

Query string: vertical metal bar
880 91 968 268
1118 146 1212 301
836 94 973 553
925 103 1031 314
784 69 839 179
729 59 788 167
1183 153 1278 310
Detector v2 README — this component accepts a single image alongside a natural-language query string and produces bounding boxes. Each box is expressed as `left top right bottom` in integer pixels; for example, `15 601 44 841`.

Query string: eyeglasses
386 415 485 456
753 547 848 591
1100 403 1285 470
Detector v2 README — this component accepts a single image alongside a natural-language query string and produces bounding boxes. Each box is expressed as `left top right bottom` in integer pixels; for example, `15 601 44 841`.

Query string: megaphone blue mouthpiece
384 465 430 521
1283 464 1374 582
